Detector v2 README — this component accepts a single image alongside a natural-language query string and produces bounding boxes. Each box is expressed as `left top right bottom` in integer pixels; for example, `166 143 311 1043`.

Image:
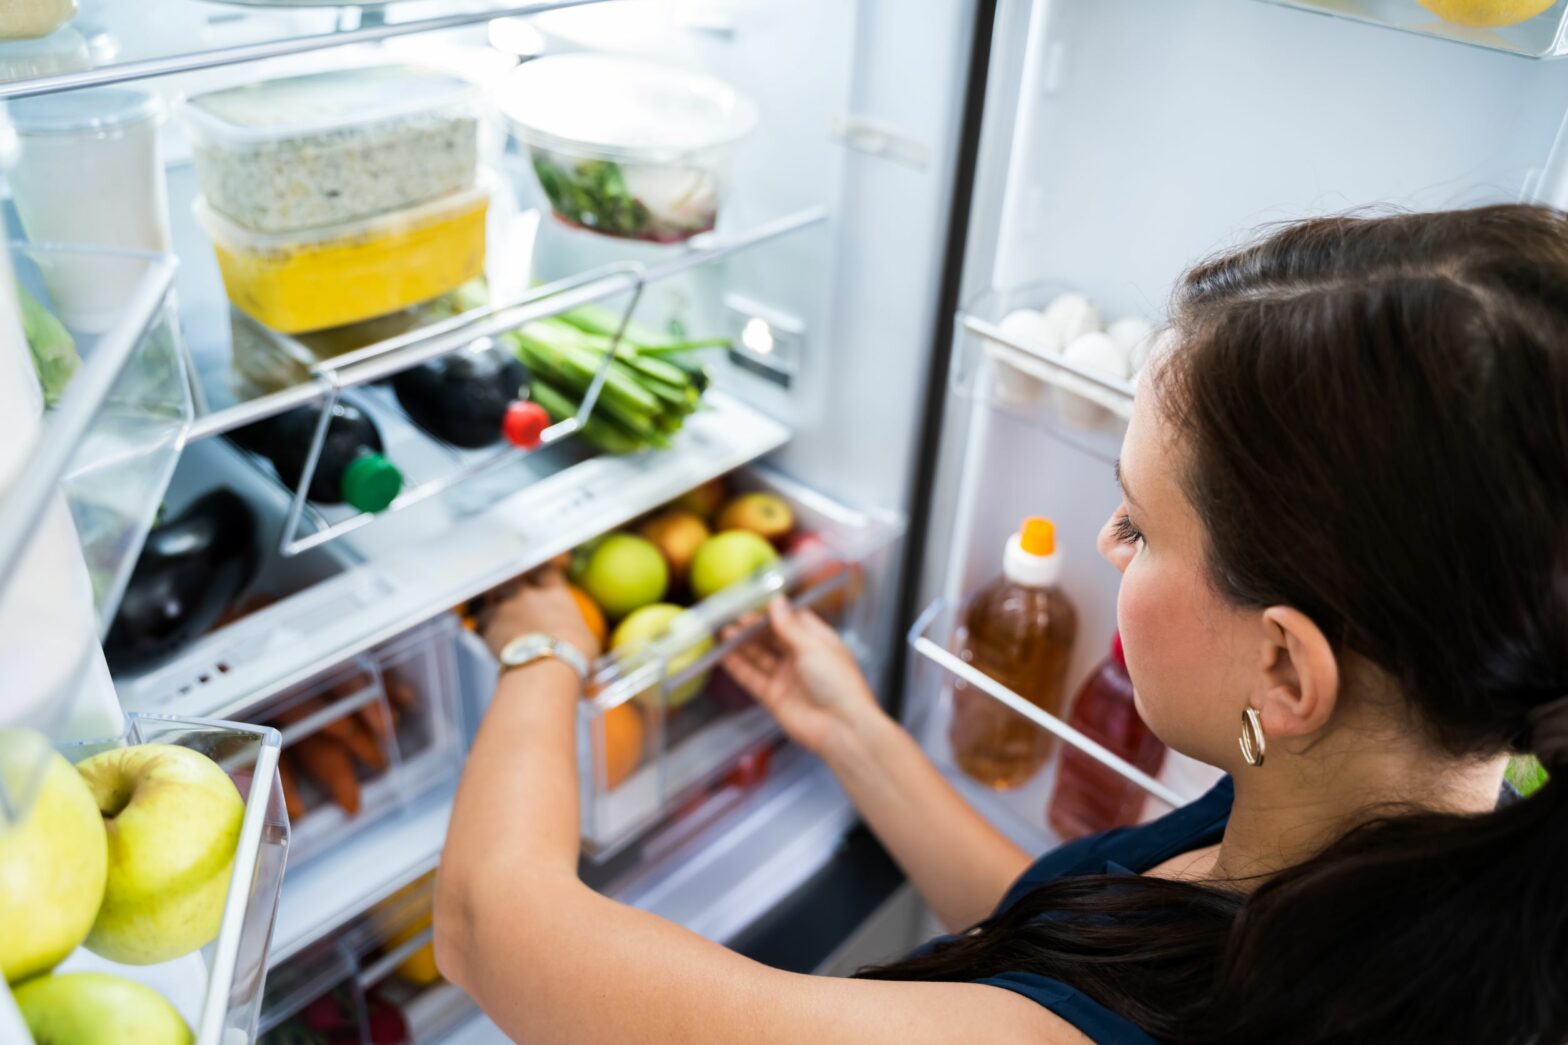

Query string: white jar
0 0 77 42
7 87 171 333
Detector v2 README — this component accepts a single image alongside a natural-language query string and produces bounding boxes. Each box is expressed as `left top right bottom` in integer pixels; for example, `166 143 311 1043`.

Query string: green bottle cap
341 453 403 513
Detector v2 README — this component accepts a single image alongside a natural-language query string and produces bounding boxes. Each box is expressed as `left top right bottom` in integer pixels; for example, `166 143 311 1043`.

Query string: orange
591 702 645 790
567 583 608 648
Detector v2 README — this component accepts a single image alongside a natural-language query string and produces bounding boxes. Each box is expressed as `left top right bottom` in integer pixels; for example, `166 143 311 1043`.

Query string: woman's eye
1111 513 1144 547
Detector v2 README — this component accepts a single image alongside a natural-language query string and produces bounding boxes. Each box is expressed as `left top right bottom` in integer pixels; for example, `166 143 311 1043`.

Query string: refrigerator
3 0 1567 1040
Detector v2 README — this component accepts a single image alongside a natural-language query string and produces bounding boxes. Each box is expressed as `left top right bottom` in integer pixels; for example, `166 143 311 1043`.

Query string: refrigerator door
909 0 1568 854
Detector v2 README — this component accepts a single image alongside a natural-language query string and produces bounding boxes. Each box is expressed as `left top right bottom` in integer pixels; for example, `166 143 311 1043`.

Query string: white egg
997 308 1060 354
1039 292 1102 349
1052 331 1126 428
1107 316 1154 354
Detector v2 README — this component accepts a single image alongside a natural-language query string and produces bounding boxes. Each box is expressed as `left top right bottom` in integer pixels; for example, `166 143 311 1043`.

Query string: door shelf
469 465 906 860
115 388 791 724
1257 0 1568 57
905 599 1196 853
13 715 289 1045
952 283 1145 465
251 614 467 871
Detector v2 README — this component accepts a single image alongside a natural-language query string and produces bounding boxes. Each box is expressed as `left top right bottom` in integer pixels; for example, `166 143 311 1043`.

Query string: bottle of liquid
230 397 403 513
391 339 548 450
949 516 1078 789
1047 632 1166 840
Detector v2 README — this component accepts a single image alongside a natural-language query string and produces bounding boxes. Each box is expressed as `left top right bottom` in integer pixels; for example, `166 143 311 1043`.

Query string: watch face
501 634 550 667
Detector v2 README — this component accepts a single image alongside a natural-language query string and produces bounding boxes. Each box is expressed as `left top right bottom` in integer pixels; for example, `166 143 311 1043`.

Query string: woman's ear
1254 606 1340 741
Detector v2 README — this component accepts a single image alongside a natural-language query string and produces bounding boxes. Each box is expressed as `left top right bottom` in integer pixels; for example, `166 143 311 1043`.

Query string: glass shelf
0 0 603 98
1258 0 1568 58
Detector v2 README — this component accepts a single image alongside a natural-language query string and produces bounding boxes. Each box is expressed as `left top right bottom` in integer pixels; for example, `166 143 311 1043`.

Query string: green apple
15 972 192 1045
76 744 244 965
0 729 108 984
579 533 669 620
689 530 781 601
611 603 715 709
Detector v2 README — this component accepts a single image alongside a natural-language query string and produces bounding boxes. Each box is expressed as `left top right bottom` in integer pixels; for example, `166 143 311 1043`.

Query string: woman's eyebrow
1114 459 1141 507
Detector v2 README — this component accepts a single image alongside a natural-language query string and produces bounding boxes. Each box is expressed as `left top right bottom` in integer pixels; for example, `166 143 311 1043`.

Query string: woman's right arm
724 599 1032 931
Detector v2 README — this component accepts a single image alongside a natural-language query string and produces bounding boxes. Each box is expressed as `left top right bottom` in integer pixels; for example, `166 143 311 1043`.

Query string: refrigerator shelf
1257 0 1568 57
0 0 608 100
1 715 288 1045
905 599 1197 853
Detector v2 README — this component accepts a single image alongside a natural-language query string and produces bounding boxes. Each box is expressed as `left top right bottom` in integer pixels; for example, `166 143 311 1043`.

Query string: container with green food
499 55 757 244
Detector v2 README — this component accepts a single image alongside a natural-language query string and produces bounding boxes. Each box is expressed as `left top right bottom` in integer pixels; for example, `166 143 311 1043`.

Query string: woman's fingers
766 595 813 651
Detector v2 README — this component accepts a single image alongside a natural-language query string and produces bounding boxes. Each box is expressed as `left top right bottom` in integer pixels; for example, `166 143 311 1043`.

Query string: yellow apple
77 743 244 965
0 729 108 984
689 530 781 601
715 493 794 543
14 972 192 1045
611 603 714 709
578 533 669 620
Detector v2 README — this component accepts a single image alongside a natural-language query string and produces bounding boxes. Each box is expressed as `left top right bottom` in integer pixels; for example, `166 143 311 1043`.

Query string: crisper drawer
253 615 466 869
259 871 473 1045
466 467 904 861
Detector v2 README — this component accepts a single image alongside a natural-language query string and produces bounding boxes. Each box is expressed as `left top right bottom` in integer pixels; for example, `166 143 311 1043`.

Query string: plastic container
7 88 172 334
184 65 481 235
198 184 489 334
1047 633 1166 840
0 0 76 40
949 517 1079 790
500 55 757 243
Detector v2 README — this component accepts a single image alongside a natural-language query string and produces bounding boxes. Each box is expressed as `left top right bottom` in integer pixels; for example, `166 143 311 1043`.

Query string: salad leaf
16 284 79 407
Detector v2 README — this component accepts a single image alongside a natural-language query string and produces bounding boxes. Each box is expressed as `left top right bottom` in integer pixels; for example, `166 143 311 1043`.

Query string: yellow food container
197 184 488 334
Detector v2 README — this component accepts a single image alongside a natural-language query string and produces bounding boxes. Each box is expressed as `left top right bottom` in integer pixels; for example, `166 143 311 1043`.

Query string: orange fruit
591 701 645 790
567 583 608 647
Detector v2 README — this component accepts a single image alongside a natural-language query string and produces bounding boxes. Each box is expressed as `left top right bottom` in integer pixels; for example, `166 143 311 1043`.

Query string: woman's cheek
1117 555 1200 753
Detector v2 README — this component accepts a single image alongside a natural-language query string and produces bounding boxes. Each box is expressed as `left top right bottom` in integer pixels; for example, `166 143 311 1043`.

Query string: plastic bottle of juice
1047 632 1167 840
949 516 1078 789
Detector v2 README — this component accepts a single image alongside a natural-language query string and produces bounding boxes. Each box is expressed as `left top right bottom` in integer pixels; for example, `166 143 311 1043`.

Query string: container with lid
7 87 171 333
500 55 757 243
184 64 481 235
198 183 489 335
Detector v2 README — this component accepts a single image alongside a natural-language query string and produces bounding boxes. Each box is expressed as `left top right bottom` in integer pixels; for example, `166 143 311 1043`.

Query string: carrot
384 672 420 711
357 699 396 748
278 752 306 821
337 714 388 772
293 735 361 816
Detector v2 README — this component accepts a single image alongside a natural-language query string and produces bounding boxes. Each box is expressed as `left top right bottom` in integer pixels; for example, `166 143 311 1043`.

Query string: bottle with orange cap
948 516 1079 789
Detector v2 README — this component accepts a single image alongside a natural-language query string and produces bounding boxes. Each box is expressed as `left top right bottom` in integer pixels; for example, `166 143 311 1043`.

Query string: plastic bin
500 55 757 243
184 65 482 235
198 183 489 335
255 615 465 869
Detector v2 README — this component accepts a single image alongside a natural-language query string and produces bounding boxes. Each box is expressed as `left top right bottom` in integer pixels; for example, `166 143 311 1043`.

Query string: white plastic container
6 88 171 334
500 54 757 244
184 64 481 234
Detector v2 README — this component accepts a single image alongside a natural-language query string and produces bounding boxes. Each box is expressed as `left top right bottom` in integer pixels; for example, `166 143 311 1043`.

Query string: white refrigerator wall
925 0 1568 704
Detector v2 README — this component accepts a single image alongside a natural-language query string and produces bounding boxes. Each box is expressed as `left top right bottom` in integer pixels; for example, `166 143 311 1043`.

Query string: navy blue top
912 777 1235 1045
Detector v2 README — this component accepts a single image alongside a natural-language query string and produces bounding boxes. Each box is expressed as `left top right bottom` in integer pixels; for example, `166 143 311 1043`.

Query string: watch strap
498 633 590 683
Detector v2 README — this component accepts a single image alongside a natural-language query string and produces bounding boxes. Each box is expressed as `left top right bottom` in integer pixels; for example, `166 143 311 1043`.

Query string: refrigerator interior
909 0 1568 858
0 1 979 1040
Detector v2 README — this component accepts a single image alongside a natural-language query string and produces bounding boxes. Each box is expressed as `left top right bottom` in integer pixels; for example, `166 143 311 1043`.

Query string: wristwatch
497 633 590 685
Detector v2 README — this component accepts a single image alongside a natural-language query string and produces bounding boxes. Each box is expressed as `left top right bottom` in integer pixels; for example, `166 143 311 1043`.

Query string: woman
435 205 1568 1044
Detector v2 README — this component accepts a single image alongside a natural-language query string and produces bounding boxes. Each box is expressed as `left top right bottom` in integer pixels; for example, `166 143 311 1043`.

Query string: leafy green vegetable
16 284 79 407
533 154 652 239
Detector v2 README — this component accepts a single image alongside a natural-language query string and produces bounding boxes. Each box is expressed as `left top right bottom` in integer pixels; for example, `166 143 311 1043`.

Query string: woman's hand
479 566 602 665
721 596 887 758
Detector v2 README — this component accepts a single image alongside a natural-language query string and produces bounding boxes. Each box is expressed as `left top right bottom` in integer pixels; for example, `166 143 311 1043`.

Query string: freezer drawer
252 614 466 870
466 466 904 860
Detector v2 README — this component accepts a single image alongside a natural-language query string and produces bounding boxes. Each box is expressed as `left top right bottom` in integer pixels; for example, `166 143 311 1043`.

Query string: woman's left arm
434 571 1089 1045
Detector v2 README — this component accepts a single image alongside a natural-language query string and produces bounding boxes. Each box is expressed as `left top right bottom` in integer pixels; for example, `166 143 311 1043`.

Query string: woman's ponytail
863 207 1568 1044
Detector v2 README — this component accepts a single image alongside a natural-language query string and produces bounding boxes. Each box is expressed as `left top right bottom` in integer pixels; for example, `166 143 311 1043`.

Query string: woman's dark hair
859 206 1568 1044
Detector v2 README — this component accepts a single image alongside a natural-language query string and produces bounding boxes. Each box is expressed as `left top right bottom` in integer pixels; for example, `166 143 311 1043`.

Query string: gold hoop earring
1239 708 1266 768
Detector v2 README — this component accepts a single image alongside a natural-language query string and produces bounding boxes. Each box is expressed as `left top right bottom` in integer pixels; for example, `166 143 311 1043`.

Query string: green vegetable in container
16 284 79 406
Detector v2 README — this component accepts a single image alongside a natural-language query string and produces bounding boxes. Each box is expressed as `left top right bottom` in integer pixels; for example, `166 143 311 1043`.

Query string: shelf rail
908 599 1187 810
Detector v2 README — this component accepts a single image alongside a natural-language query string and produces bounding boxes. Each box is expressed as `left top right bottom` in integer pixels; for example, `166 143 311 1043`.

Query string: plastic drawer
255 615 465 870
259 870 472 1044
465 466 904 862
